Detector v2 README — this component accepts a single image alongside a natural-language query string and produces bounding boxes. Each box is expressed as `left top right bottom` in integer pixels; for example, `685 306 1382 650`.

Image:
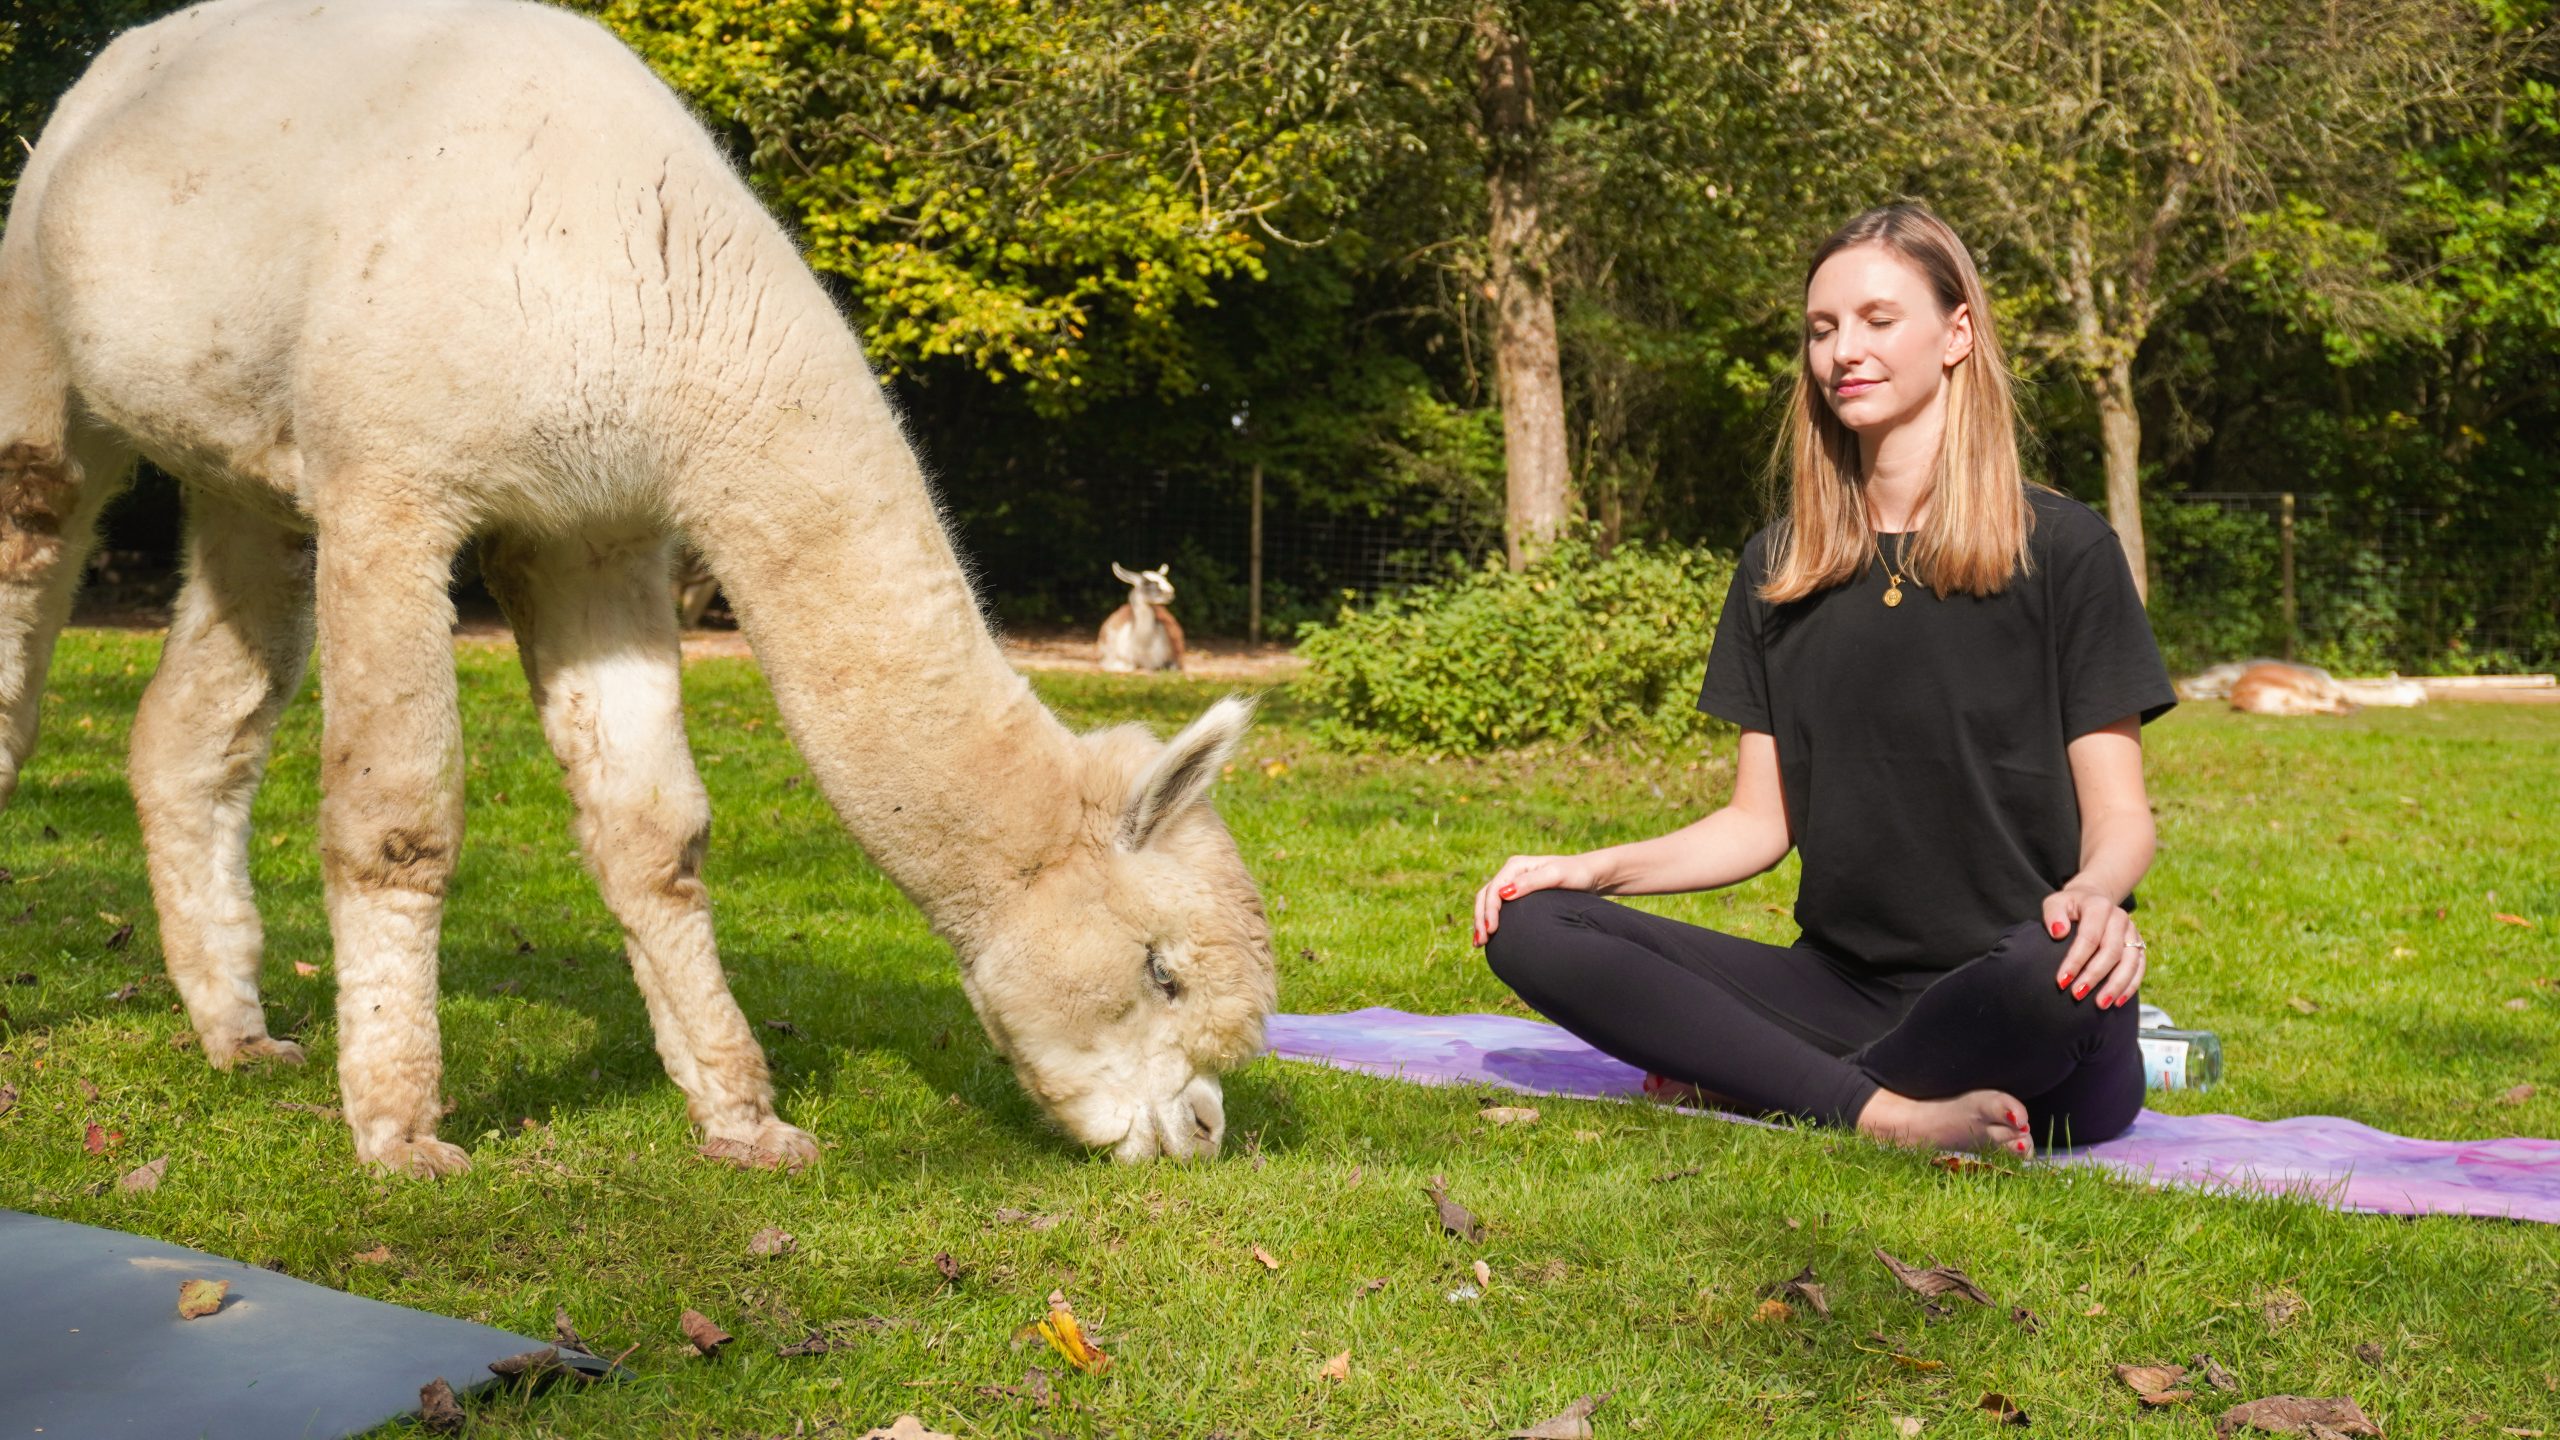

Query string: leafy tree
1898 0 2531 597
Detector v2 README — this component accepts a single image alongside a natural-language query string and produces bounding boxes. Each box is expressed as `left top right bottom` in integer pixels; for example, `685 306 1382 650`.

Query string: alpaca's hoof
362 1136 474 1179
205 1034 308 1071
699 1119 819 1172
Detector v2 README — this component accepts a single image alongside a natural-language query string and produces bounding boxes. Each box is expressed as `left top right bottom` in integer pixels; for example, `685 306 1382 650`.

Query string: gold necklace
1873 529 1910 607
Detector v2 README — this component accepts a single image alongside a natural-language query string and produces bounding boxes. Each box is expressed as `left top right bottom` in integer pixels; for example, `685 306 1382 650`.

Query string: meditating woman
1475 203 2177 1156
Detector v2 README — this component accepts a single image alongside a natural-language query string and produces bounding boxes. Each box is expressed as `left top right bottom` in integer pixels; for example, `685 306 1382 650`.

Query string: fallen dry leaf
679 1309 732 1356
1932 1154 2002 1175
352 1244 393 1265
856 1418 956 1440
933 1252 962 1283
83 1121 122 1155
1506 1393 1611 1440
2499 1083 2537 1106
488 1346 565 1383
748 1226 795 1257
2288 996 2320 1015
1033 1299 1113 1375
1976 1391 2029 1426
2214 1395 2381 1437
1313 1348 1351 1382
1875 1248 1995 1307
118 1155 167 1192
1760 1265 1832 1319
177 1278 228 1319
2117 1362 2189 1398
2493 913 2536 928
1891 1418 1924 1438
1479 1105 1541 1125
1473 1258 1493 1289
294 961 321 978
2009 1306 2043 1334
2354 1341 2386 1368
75 1076 99 1101
1352 1276 1387 1301
554 1306 591 1354
1251 1244 1280 1271
1754 1297 1795 1324
105 922 134 951
1424 1174 1486 1243
2193 1354 2241 1391
419 1378 465 1433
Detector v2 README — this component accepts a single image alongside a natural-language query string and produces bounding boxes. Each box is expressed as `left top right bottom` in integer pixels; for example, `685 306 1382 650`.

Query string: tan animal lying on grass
2178 659 2429 715
0 0 1276 1175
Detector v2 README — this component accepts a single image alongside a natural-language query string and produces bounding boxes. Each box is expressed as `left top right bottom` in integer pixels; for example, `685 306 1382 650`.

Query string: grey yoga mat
0 1209 614 1438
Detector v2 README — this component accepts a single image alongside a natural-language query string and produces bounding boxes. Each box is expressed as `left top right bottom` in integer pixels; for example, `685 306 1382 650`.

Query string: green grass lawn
3 629 2556 1437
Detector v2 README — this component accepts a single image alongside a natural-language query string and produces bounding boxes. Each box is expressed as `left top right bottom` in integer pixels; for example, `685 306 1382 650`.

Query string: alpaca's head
1111 562 1176 608
957 696 1274 1161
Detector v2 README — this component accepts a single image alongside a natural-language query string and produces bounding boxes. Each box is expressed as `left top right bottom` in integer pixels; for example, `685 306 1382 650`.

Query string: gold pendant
1883 584 1903 608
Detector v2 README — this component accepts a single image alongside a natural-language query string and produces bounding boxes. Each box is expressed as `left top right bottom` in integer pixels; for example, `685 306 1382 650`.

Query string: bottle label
2138 1036 2188 1090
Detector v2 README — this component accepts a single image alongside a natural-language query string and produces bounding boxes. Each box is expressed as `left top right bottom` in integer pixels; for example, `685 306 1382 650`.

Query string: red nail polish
2014 1140 2028 1155
2057 974 2070 990
2050 921 2066 938
1499 885 1516 899
2074 983 2089 999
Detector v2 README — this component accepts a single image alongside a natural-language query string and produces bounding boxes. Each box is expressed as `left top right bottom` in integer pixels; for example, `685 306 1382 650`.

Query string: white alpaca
0 0 1276 1175
1097 563 1185 673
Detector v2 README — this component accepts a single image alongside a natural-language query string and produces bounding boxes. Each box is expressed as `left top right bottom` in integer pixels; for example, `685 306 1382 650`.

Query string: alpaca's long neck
673 361 1076 937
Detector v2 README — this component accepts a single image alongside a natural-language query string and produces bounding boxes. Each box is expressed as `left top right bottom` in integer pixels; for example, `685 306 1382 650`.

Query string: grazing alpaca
1098 563 1186 673
0 0 1275 1176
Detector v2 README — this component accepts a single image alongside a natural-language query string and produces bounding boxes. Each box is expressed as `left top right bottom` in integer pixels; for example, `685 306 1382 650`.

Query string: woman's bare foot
1856 1087 2032 1157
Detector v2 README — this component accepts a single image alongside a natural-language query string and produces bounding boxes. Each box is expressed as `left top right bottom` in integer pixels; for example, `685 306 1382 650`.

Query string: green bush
1295 536 1738 755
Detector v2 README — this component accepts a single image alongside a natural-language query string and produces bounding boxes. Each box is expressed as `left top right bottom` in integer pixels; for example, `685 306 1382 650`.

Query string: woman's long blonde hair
1758 203 2038 604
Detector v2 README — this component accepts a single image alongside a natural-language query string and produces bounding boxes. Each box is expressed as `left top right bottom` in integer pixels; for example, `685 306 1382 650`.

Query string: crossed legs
1484 889 2141 1152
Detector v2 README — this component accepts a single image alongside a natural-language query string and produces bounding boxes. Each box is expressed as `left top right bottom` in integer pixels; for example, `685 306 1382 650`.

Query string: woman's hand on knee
1472 854 1594 947
2040 888 2144 1009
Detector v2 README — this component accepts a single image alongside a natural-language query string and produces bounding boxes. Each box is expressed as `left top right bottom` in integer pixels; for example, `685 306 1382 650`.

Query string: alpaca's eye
1146 947 1178 998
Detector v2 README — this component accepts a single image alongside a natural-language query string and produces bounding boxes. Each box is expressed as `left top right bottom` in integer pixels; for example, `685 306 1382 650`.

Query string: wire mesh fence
957 468 1502 641
2145 491 2560 677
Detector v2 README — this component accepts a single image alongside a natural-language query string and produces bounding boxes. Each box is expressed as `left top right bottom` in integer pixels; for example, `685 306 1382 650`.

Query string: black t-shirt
1696 487 2178 976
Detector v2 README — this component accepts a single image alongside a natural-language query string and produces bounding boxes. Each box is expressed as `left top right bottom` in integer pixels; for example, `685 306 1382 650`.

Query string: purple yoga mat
1263 1007 2560 1225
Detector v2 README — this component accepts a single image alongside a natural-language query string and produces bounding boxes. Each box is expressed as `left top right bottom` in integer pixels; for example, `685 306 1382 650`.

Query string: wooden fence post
1249 462 1264 647
2279 492 2297 662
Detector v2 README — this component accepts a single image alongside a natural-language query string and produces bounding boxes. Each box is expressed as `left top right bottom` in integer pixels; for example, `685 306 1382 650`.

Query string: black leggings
1482 889 2143 1148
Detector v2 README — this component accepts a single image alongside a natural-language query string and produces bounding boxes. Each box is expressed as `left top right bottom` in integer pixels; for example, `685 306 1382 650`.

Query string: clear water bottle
2136 1003 2223 1091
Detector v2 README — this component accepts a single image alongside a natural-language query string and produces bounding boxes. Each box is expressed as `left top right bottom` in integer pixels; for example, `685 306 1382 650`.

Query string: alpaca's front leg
482 529 817 1168
314 498 470 1178
132 495 315 1068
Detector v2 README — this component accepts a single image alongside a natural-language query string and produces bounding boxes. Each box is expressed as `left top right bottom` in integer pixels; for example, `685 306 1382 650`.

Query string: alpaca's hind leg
1 424 136 809
312 494 470 1178
131 493 314 1068
482 527 816 1167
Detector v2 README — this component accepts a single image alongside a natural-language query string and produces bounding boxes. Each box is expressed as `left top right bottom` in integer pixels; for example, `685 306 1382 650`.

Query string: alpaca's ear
1119 696 1255 851
1111 562 1138 585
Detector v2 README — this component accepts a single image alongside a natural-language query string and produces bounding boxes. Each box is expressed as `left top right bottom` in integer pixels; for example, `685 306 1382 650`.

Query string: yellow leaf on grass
1313 1348 1350 1382
1036 1302 1113 1375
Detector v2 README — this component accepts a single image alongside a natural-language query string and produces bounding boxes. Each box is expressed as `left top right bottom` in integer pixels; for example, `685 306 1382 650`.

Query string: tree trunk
2095 355 2150 605
1474 7 1571 570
